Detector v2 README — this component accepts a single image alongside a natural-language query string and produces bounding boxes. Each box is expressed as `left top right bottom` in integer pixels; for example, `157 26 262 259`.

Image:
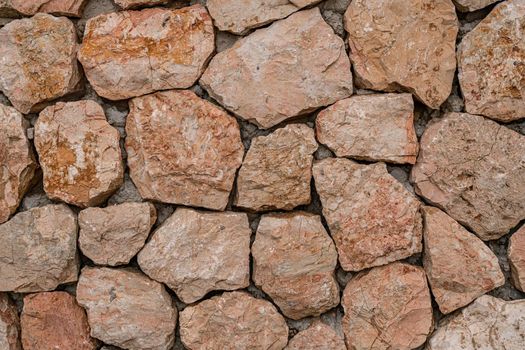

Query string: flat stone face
458 0 525 122
344 0 458 109
509 226 525 292
285 321 345 350
76 267 177 350
411 112 525 240
422 206 504 314
0 204 78 293
252 212 339 320
0 294 21 350
180 291 288 350
138 208 251 303
235 124 318 211
452 0 499 11
316 93 418 164
79 202 156 266
35 100 124 208
2 0 88 17
200 8 352 129
114 0 167 9
342 262 433 350
125 90 244 210
78 5 214 100
313 158 422 271
0 14 81 113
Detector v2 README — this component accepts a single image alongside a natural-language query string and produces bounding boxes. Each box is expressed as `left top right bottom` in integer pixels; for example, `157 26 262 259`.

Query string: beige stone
235 124 317 211
285 321 345 350
0 294 21 350
452 0 499 11
0 0 88 17
201 8 352 129
509 225 525 292
125 90 244 210
114 0 167 9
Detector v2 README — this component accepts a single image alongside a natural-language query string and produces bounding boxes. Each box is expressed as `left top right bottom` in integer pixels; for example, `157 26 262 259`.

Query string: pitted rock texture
125 90 244 210
35 100 123 208
78 5 214 100
313 158 422 271
285 321 345 350
342 262 433 350
411 112 525 240
252 212 339 320
344 0 458 109
0 0 88 17
180 291 289 350
114 0 167 9
452 0 499 12
0 294 21 350
0 13 81 114
200 8 352 129
316 93 418 164
0 204 78 292
79 202 156 266
235 124 318 211
138 208 251 303
509 226 525 292
76 267 177 350
457 0 525 122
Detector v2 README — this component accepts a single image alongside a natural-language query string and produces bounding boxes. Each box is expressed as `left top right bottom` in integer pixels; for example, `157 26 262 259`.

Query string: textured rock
509 225 525 292
126 90 244 210
316 93 418 164
411 112 525 240
452 0 499 11
79 202 156 266
0 294 21 350
35 100 123 208
0 14 81 114
76 267 177 350
285 321 345 350
0 204 78 292
0 0 88 17
342 262 433 350
235 124 317 211
114 0 167 9
78 5 214 100
344 0 458 109
138 208 250 303
313 158 422 271
457 0 525 122
201 8 352 129
180 291 288 350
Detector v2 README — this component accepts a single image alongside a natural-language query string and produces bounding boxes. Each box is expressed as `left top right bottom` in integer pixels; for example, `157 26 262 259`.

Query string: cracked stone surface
285 321 345 350
0 294 21 350
0 0 88 17
452 0 499 11
114 0 167 9
509 225 525 292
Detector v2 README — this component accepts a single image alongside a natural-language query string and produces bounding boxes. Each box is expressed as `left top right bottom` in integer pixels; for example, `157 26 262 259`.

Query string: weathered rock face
114 0 167 9
509 225 525 292
125 90 244 210
35 100 123 208
313 158 422 271
452 0 499 12
0 0 88 17
180 291 288 350
0 14 81 114
422 206 504 314
200 8 352 129
138 208 251 303
76 267 177 350
457 0 525 122
78 5 214 100
342 262 433 350
235 124 317 211
411 112 525 240
79 202 156 266
21 292 96 350
0 294 21 350
285 321 345 350
344 0 458 109
316 93 418 164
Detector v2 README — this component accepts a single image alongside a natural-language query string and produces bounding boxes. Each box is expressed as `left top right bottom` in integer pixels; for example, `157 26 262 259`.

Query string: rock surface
509 225 525 292
0 0 88 17
0 294 21 350
452 0 499 11
285 321 345 350
114 0 167 9
125 90 244 210
200 8 352 129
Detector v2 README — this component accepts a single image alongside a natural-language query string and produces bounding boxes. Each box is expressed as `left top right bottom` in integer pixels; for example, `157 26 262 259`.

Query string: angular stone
457 0 525 122
316 93 418 164
342 262 433 350
76 267 177 350
344 0 458 109
452 0 499 11
313 158 422 271
509 225 525 292
200 8 352 129
0 204 78 292
285 321 345 350
0 0 88 17
125 90 244 210
78 5 214 100
138 208 250 303
21 292 96 350
411 112 525 240
180 291 288 350
235 124 317 211
114 0 167 9
0 294 21 350
79 202 156 266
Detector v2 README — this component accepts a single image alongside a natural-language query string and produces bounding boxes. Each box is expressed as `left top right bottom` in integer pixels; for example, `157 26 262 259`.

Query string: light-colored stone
35 100 123 208
316 93 418 164
201 8 352 129
452 0 499 11
114 0 167 9
285 321 345 350
0 0 88 17
411 112 525 240
180 291 288 350
509 225 525 292
125 90 244 210
0 294 21 350
78 5 214 100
